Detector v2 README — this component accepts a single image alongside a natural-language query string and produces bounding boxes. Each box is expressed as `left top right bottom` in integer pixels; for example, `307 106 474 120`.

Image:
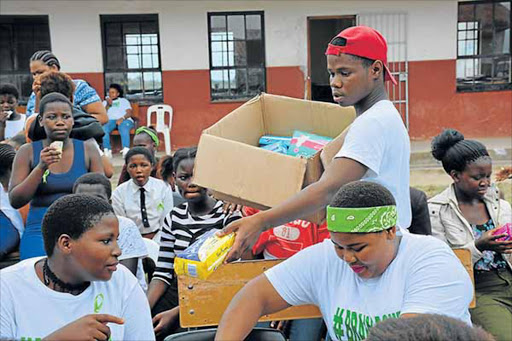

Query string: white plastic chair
147 104 173 155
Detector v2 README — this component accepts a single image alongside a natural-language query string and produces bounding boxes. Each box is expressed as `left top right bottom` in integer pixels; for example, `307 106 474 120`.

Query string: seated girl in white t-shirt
216 182 473 341
0 194 154 341
102 83 133 157
73 172 149 291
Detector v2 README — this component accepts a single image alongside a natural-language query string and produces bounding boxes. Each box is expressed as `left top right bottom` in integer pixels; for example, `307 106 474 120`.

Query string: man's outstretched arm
218 157 367 262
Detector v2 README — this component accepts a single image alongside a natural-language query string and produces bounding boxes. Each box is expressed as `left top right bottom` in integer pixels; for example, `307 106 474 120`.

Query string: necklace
43 259 90 294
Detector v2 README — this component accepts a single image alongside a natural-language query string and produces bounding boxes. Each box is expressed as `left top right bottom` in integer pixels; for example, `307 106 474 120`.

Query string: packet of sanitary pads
493 223 512 242
174 229 235 280
287 131 332 158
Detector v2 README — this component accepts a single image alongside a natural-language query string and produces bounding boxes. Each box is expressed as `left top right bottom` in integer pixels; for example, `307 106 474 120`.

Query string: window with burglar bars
457 0 511 91
100 14 162 103
0 15 51 104
208 11 266 101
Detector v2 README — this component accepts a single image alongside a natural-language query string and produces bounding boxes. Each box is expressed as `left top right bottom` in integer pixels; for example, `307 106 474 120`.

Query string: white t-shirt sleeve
401 242 473 322
264 243 323 306
118 218 148 261
335 116 385 176
121 280 155 340
0 278 15 339
119 98 132 112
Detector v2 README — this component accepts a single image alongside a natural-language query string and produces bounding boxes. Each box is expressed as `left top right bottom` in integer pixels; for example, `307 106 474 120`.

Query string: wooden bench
178 248 476 328
111 102 140 136
453 248 476 308
178 259 321 328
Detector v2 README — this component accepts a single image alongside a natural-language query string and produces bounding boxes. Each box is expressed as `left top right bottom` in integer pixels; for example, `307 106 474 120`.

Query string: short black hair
42 194 115 256
431 129 490 174
39 92 73 115
124 146 155 165
366 314 494 341
0 83 19 100
160 155 174 179
347 54 375 69
73 173 112 199
108 83 124 97
330 181 396 208
40 71 75 100
30 50 61 69
0 144 16 177
173 147 197 171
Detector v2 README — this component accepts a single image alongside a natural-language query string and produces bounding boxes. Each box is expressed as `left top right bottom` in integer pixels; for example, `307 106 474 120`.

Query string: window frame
100 14 163 104
456 0 512 92
0 15 51 105
207 11 266 102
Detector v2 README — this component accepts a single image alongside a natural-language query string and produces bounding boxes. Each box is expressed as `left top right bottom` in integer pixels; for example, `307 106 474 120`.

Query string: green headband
326 205 397 233
135 126 159 147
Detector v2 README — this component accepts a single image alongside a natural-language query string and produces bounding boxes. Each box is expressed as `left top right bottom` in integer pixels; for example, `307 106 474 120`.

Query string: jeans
288 318 324 341
0 212 20 259
102 119 134 150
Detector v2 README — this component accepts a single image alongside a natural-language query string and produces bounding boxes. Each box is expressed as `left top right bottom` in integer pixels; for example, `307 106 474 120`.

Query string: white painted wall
1 0 457 72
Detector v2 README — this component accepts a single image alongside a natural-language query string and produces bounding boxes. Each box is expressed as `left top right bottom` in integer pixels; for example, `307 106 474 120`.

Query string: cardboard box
194 93 355 224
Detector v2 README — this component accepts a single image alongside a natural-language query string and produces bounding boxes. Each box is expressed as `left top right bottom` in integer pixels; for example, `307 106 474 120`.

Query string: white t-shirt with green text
265 232 473 341
0 257 155 341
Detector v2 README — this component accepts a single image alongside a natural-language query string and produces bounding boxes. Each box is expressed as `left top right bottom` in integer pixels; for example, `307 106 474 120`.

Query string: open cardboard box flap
194 93 355 224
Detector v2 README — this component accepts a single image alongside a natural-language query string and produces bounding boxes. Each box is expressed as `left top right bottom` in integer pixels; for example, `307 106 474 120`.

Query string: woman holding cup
9 93 103 260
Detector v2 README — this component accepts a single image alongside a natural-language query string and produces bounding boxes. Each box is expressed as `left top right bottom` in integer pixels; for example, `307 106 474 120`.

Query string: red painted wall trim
66 62 510 150
408 59 512 139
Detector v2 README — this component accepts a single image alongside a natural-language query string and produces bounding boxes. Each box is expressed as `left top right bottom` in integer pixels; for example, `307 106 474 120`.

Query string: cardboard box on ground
194 93 355 224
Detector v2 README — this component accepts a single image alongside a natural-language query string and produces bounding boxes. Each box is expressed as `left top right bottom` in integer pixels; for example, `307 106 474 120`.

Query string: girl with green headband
117 126 161 186
216 181 473 341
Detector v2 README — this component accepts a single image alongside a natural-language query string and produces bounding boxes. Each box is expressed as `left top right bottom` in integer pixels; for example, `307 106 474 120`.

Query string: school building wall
3 0 511 149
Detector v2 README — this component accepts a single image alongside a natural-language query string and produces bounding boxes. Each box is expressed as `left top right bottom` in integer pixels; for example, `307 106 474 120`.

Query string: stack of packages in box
259 131 333 157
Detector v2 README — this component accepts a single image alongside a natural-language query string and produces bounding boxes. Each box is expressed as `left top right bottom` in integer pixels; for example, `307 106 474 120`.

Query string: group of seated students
0 51 511 341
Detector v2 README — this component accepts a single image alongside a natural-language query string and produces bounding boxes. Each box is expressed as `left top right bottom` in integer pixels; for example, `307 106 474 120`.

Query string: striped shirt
153 201 242 284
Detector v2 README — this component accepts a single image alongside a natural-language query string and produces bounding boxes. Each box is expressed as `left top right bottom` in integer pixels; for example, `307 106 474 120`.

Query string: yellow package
174 230 235 280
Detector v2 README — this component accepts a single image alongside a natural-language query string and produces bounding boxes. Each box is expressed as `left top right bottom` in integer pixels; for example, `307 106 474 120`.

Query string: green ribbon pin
326 205 397 233
42 169 50 184
94 293 104 313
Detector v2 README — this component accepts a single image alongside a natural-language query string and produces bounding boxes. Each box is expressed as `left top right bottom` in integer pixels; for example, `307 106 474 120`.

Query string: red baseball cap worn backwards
325 26 397 85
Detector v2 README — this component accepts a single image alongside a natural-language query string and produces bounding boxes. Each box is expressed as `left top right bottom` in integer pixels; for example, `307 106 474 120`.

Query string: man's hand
43 314 124 341
153 307 179 337
217 214 265 263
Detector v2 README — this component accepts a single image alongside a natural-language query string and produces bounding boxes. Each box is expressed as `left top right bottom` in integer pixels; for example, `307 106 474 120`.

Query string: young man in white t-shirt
0 194 154 341
219 26 411 262
216 182 473 341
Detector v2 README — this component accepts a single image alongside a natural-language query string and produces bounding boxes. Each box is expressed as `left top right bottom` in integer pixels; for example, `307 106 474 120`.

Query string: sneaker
104 149 112 158
121 147 130 158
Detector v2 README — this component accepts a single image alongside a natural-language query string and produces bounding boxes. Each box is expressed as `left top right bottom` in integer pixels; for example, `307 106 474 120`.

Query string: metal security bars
100 14 163 103
207 11 266 101
358 13 409 130
0 15 51 104
457 1 511 92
